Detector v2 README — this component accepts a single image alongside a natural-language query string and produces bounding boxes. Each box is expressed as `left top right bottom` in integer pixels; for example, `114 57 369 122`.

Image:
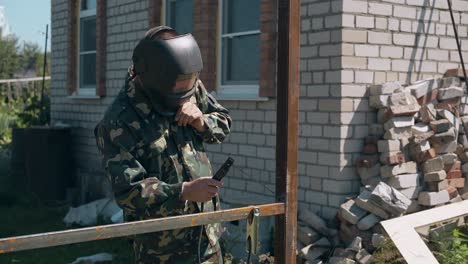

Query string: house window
165 0 193 34
218 0 260 97
78 0 96 95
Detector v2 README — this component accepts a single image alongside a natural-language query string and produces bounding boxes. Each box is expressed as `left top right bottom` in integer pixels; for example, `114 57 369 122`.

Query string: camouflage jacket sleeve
94 123 184 217
196 80 232 144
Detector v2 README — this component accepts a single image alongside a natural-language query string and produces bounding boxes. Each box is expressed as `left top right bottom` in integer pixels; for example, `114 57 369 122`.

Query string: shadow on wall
406 0 437 84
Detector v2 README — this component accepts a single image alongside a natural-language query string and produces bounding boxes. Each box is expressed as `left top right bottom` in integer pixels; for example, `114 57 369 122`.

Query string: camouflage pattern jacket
94 76 232 263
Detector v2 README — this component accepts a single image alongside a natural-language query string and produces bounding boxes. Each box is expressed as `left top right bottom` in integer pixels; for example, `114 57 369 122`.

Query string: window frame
162 0 193 34
216 0 261 99
77 0 97 96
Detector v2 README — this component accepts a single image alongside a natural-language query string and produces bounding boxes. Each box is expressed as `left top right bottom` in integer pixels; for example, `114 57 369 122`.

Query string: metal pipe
0 203 284 254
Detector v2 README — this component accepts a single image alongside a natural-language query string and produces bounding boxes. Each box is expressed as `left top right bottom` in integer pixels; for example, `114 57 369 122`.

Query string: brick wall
334 0 468 218
51 0 468 217
51 0 149 202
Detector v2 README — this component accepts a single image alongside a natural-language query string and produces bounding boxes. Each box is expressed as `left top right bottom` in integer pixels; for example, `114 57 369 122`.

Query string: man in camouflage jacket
94 27 232 263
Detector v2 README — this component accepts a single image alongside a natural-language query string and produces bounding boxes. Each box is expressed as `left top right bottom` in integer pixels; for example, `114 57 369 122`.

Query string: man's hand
175 102 206 132
180 177 223 202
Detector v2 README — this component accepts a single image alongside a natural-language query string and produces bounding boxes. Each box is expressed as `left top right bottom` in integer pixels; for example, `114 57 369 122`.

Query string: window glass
167 0 193 34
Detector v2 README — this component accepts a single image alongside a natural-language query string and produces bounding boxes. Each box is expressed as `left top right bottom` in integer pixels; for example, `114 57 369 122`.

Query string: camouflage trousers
133 227 223 264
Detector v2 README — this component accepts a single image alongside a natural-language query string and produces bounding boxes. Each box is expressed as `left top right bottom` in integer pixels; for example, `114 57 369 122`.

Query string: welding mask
132 33 203 114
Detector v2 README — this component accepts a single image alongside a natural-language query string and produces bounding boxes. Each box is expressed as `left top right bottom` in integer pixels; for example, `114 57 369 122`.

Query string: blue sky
0 0 51 51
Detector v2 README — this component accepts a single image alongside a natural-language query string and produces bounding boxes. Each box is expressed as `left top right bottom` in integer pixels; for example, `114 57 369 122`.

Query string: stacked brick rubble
296 70 468 264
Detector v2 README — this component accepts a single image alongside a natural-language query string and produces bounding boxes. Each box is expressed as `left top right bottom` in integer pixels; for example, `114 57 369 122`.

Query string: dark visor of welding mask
133 33 203 115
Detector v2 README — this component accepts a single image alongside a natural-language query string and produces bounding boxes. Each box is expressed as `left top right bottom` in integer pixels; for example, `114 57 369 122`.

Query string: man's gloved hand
175 102 206 132
180 177 223 202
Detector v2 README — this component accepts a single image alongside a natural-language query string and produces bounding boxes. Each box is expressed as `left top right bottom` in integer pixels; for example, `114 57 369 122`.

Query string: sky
0 0 51 51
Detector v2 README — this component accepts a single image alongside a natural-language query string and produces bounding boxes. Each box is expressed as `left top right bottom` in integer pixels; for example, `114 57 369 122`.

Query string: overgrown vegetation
432 225 468 264
0 34 51 146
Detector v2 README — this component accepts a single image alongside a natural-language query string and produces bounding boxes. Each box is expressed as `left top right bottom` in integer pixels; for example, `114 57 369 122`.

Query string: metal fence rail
0 203 284 254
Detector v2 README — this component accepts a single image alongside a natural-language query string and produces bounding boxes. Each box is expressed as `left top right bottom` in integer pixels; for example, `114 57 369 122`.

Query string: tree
0 35 20 79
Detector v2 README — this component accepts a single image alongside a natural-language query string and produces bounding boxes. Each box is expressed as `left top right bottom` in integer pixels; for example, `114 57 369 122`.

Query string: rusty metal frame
0 0 300 262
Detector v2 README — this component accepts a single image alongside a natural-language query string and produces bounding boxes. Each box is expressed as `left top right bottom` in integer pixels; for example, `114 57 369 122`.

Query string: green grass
0 148 133 264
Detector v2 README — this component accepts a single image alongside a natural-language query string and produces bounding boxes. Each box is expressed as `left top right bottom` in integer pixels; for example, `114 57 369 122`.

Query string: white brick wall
51 0 468 218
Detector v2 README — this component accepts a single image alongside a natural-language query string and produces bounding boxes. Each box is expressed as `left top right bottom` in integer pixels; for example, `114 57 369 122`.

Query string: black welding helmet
132 29 203 112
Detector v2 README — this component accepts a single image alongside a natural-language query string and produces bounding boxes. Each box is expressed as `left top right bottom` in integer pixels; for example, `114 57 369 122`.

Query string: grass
0 147 133 264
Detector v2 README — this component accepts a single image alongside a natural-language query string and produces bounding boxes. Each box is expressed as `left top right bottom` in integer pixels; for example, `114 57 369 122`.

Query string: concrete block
449 195 463 203
418 190 450 206
377 140 400 152
389 92 418 107
298 209 331 237
448 178 465 188
369 81 402 95
408 78 439 98
380 151 406 165
406 199 422 213
436 98 461 113
439 110 461 133
300 245 329 262
412 123 431 135
424 170 447 182
386 173 420 189
430 119 451 133
426 179 449 192
398 186 422 199
369 182 412 217
356 249 373 264
340 199 368 225
423 157 444 173
381 162 418 178
441 153 459 165
369 95 389 108
433 140 458 154
458 132 468 150
390 104 421 116
384 116 415 130
462 163 468 173
417 89 439 105
440 77 462 88
328 257 356 264
430 127 457 145
357 163 380 182
298 225 322 245
348 236 362 252
355 190 391 219
357 214 381 231
384 127 413 140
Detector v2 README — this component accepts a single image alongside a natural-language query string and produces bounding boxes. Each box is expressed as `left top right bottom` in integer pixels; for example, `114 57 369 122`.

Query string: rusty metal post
275 0 300 263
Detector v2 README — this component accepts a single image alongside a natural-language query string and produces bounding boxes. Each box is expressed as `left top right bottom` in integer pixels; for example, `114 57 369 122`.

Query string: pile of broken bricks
296 70 468 264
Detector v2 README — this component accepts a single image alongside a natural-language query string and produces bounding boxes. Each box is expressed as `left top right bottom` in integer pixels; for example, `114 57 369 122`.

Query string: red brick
448 178 465 188
386 152 406 165
445 161 461 173
447 186 459 199
444 68 468 78
447 170 462 179
416 148 437 163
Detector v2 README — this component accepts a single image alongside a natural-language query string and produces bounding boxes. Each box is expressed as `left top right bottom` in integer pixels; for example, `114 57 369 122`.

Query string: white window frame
77 0 97 96
215 0 261 99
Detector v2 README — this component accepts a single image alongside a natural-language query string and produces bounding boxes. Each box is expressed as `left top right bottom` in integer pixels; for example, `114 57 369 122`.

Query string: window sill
214 95 269 101
66 95 101 100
